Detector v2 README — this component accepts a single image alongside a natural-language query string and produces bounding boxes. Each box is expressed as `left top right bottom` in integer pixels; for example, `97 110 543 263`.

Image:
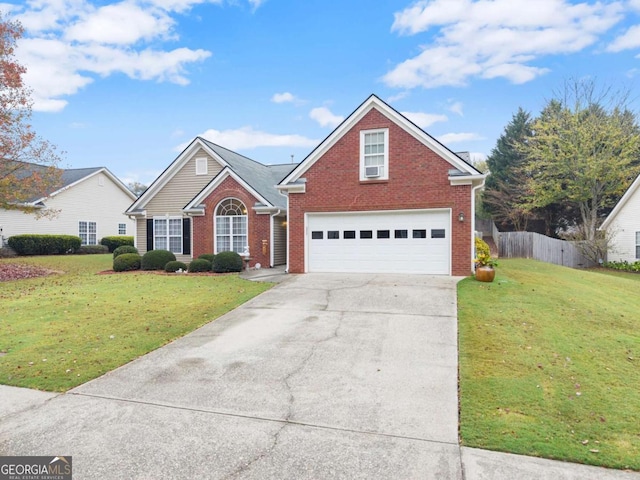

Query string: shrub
141 249 176 271
212 251 243 273
474 237 490 258
7 234 81 255
76 245 109 254
165 260 188 273
198 253 216 263
100 236 134 252
188 258 212 273
113 253 141 272
603 260 640 272
113 245 139 259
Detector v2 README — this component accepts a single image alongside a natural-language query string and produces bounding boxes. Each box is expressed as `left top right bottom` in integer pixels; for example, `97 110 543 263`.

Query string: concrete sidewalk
1 273 638 479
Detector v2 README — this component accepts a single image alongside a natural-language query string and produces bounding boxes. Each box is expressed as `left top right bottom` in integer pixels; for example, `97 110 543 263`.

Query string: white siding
608 185 640 263
0 172 134 245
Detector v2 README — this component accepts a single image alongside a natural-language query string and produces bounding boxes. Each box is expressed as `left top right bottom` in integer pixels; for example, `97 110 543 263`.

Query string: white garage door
307 209 451 274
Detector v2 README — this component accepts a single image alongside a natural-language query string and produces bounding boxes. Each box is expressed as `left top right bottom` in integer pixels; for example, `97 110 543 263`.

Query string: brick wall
192 175 271 268
288 107 474 276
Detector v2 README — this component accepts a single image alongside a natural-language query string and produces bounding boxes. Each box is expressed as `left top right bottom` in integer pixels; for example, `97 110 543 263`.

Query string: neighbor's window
154 217 182 253
636 231 640 259
118 223 127 235
79 221 97 245
215 198 247 254
360 128 389 181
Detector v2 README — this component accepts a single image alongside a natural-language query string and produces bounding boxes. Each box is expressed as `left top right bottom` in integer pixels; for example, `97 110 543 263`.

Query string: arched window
215 198 248 254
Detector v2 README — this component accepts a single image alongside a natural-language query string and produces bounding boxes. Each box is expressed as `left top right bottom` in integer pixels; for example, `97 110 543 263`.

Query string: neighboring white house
600 173 640 263
0 165 136 246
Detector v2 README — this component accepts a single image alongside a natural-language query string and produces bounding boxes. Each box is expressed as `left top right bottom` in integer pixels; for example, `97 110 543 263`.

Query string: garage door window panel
360 230 373 239
377 230 390 239
395 230 408 239
431 229 446 239
413 229 427 239
328 231 339 239
344 231 356 239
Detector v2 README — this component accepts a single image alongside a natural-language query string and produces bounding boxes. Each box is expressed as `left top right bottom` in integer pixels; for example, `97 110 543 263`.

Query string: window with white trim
79 221 97 245
215 198 248 254
154 217 182 253
195 157 208 175
360 128 389 181
636 231 640 259
118 223 127 235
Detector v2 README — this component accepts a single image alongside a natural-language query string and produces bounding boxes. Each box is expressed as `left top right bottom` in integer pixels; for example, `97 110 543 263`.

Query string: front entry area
306 209 451 274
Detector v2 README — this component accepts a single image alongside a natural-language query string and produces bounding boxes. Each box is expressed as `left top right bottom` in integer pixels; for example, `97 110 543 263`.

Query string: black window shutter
146 219 154 251
182 218 191 255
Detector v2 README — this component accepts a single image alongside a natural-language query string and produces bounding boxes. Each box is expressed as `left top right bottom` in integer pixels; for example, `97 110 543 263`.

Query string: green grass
0 255 271 392
458 259 640 471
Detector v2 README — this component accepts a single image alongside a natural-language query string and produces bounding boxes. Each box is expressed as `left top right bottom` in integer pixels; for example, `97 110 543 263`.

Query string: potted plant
474 238 498 282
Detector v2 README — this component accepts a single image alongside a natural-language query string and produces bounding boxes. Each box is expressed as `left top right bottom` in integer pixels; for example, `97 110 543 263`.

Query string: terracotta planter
475 266 496 283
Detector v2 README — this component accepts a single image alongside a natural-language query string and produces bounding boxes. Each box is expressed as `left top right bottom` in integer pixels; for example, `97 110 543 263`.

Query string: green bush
113 253 141 272
141 249 176 271
7 234 82 255
188 258 212 273
603 260 640 272
76 245 109 254
212 251 243 273
197 253 216 263
165 261 188 273
100 236 134 252
113 245 139 259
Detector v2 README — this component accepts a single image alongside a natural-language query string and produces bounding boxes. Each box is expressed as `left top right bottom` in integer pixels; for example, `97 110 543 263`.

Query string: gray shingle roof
200 138 297 209
7 161 105 203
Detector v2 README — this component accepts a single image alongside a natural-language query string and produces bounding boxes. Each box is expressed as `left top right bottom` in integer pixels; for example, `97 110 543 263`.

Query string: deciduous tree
0 14 62 213
523 80 640 245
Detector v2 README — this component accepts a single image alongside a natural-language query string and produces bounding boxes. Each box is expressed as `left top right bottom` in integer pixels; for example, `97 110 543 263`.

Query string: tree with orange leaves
0 13 62 214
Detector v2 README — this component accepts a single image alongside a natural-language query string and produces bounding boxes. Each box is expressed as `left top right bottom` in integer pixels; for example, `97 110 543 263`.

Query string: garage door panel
307 210 451 274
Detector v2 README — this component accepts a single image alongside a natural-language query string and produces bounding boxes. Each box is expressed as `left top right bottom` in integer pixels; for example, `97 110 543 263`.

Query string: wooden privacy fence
498 231 598 268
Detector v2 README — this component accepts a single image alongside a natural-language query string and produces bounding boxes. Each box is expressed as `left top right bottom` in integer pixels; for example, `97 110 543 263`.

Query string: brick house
125 139 295 268
127 95 484 275
277 94 485 276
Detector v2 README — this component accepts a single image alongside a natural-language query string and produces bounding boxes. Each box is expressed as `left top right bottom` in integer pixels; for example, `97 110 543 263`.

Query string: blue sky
5 0 640 186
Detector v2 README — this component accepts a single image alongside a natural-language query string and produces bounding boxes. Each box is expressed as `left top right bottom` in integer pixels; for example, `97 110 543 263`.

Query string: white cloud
385 0 624 89
437 132 485 144
448 101 464 116
387 91 410 102
176 126 318 151
309 106 344 128
65 3 176 45
401 111 448 128
607 24 640 51
271 92 296 103
9 0 258 111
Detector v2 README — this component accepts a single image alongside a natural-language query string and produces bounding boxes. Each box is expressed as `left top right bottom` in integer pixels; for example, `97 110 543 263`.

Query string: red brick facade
287 107 474 276
192 175 271 268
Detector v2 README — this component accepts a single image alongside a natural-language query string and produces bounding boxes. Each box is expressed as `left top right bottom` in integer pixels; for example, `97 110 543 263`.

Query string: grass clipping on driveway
458 259 639 471
0 255 271 392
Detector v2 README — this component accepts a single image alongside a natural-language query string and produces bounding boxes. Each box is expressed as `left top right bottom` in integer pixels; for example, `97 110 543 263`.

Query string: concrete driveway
1 273 461 479
2 273 639 479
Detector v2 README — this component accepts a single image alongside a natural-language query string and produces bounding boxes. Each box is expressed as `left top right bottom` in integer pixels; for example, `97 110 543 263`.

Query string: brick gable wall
288 107 474 275
192 175 271 268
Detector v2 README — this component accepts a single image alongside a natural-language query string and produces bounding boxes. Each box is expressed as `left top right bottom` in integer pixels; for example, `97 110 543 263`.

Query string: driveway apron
0 273 462 479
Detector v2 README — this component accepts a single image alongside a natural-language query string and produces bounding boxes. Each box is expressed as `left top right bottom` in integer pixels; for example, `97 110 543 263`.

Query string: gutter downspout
471 179 486 274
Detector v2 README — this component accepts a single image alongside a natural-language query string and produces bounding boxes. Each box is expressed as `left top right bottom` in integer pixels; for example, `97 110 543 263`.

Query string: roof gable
279 94 482 187
7 161 135 204
601 173 640 230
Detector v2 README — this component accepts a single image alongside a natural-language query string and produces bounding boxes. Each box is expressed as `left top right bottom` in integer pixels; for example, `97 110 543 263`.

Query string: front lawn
0 254 271 392
458 259 640 471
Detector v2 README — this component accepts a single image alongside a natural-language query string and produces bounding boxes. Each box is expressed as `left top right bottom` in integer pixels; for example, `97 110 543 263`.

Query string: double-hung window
118 223 127 235
154 217 182 254
360 128 389 181
79 221 97 245
215 198 248 254
636 231 640 259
